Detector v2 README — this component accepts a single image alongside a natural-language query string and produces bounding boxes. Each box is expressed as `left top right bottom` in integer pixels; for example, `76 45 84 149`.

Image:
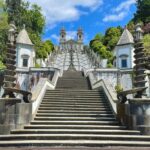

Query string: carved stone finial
135 23 143 42
23 24 26 29
8 23 17 45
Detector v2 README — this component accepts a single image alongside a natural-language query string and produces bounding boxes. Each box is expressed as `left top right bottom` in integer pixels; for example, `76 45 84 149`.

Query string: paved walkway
0 147 150 150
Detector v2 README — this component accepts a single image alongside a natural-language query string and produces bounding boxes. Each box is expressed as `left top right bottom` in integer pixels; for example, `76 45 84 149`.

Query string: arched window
119 54 128 68
22 55 29 67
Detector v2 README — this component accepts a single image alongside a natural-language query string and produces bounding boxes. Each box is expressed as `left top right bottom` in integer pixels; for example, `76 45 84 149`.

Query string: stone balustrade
87 69 150 135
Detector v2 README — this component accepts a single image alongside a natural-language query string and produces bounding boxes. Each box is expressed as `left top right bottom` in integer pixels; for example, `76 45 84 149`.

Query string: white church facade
59 27 84 51
16 27 35 69
113 27 135 69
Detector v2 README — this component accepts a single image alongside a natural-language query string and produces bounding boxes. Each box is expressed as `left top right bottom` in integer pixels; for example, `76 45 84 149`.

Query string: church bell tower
60 27 66 44
77 28 83 44
60 27 66 50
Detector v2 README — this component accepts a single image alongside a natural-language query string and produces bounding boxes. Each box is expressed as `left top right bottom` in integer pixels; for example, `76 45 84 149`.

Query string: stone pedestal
117 103 131 129
128 99 150 134
0 99 32 135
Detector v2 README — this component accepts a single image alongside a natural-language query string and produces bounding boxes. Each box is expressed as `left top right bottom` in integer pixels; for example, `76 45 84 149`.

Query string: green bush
143 34 150 56
0 60 6 69
115 84 123 93
35 63 41 68
107 63 113 68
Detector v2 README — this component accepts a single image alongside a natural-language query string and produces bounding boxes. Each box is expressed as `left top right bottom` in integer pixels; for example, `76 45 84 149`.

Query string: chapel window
22 55 29 67
120 55 128 68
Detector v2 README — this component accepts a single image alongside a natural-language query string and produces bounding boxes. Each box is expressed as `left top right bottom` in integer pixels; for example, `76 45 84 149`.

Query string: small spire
78 27 83 32
23 24 26 29
8 23 17 44
61 26 65 31
134 23 143 42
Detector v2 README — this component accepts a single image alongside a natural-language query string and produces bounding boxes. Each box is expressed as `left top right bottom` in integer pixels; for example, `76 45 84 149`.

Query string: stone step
44 93 104 96
41 102 109 105
56 84 90 86
38 107 111 111
39 104 110 108
42 100 107 104
56 84 88 86
46 89 101 93
56 87 90 90
42 98 106 101
1 134 150 142
1 140 150 147
56 83 89 86
37 110 113 114
44 93 103 96
56 81 90 84
24 125 126 130
36 113 114 117
57 80 88 83
43 97 106 100
46 90 101 93
30 120 118 125
11 129 140 135
44 96 105 98
34 116 116 121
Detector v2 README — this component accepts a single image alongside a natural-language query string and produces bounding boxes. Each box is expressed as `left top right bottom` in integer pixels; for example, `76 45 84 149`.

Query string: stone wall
91 69 133 90
0 68 56 98
87 68 150 98
0 70 4 97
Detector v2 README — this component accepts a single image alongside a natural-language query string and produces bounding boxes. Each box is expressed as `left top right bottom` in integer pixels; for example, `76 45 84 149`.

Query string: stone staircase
0 71 150 147
56 71 91 89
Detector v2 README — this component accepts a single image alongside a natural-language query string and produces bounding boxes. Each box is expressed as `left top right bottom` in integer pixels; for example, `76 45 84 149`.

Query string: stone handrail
31 78 54 115
31 69 61 115
87 72 118 115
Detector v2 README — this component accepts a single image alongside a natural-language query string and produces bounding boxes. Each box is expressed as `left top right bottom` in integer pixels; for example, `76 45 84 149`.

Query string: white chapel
113 27 135 69
16 26 35 69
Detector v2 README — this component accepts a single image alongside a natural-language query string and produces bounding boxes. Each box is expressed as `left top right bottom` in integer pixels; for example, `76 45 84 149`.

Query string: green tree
42 40 54 54
94 33 104 42
0 0 8 68
143 34 150 56
90 33 113 66
103 26 122 51
134 0 150 24
6 0 22 25
5 0 49 59
127 21 135 34
90 33 104 52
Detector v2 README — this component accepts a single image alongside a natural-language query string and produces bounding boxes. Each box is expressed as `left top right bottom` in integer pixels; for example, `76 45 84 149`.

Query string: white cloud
66 31 77 40
103 12 127 22
27 0 103 28
51 34 59 42
103 0 136 22
113 0 136 12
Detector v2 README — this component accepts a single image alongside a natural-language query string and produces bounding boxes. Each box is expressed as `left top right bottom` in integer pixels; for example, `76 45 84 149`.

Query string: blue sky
27 0 137 45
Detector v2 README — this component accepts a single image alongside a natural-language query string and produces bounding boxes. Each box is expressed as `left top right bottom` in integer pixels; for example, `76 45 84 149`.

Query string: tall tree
134 0 150 23
0 0 8 68
89 33 113 66
6 0 22 25
143 34 150 56
103 26 123 51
